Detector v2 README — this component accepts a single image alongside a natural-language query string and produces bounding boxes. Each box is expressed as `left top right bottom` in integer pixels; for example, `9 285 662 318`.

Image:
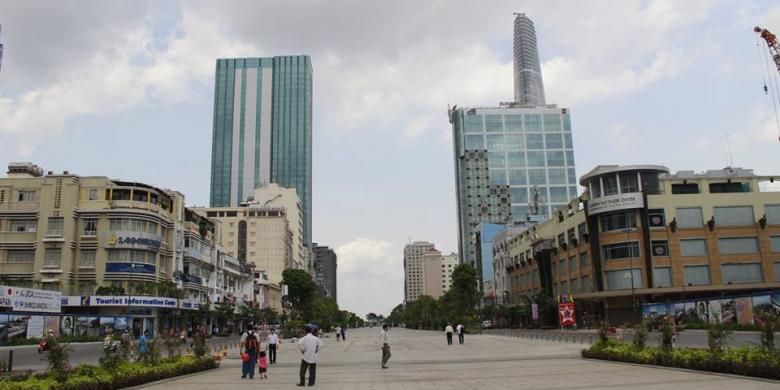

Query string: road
0 335 240 372
142 327 778 390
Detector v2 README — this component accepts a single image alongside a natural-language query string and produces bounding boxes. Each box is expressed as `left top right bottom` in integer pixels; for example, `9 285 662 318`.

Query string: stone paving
139 327 780 389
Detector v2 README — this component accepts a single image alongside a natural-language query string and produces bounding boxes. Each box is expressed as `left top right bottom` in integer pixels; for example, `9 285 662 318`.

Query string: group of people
239 327 280 380
445 323 466 345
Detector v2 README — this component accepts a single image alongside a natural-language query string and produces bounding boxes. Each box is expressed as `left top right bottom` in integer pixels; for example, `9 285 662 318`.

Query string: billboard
0 285 62 313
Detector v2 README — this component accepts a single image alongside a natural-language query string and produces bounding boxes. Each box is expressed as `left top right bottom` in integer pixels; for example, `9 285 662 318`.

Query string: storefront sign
107 233 162 250
587 192 644 215
0 285 62 313
89 296 177 309
558 303 576 327
178 299 199 310
105 263 156 274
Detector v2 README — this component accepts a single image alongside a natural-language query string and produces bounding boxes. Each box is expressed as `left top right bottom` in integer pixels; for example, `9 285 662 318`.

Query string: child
257 350 269 379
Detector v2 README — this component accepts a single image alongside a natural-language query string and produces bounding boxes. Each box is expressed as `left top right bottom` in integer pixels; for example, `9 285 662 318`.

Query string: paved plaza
140 327 780 389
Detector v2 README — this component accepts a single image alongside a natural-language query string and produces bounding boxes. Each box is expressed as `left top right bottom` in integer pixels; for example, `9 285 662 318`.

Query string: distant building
422 251 459 299
209 56 313 248
403 241 436 302
313 244 337 301
513 14 546 106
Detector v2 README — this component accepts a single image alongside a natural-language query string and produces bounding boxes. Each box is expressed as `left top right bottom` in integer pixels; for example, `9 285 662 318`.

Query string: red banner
558 303 576 327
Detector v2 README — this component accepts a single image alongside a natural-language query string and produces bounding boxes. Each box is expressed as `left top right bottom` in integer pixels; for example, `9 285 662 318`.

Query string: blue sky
1 0 780 317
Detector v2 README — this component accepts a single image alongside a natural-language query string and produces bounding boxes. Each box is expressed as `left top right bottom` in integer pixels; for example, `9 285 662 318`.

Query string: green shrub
707 322 732 354
632 320 648 351
659 317 675 351
596 321 610 346
757 312 778 351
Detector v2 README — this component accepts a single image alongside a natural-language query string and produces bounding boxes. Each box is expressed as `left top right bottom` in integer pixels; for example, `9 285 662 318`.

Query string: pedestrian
297 326 323 387
456 323 465 345
335 325 342 341
240 328 249 351
138 330 149 356
445 323 454 345
341 325 346 341
379 324 391 369
257 350 269 379
266 328 279 365
241 329 259 379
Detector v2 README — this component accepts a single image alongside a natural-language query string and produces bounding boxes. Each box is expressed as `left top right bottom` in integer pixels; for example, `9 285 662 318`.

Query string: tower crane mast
755 26 780 75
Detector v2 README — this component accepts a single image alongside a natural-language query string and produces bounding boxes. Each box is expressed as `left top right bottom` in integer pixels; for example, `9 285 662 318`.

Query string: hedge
582 339 780 380
0 356 217 390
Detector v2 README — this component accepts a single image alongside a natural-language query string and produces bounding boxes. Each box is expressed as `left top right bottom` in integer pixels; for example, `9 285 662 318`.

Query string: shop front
62 295 191 337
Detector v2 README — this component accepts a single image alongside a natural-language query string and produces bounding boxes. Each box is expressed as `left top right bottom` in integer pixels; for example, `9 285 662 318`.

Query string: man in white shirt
297 326 323 386
445 323 454 345
379 324 391 369
267 328 279 365
240 329 249 352
335 325 342 341
456 324 465 344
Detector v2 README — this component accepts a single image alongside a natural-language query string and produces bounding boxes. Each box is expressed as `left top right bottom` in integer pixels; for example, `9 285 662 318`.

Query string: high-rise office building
209 56 313 247
403 241 436 302
313 244 337 301
513 14 546 106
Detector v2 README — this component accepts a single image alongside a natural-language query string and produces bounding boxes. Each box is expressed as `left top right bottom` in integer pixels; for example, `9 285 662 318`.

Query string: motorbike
37 339 48 354
103 339 119 353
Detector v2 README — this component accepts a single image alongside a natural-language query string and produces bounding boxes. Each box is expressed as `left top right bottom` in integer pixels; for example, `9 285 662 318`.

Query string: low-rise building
508 165 780 325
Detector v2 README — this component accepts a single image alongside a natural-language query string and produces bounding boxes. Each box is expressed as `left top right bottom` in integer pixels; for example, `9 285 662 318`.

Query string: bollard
8 350 13 372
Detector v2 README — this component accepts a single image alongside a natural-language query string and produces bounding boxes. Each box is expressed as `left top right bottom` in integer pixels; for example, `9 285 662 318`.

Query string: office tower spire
513 14 546 106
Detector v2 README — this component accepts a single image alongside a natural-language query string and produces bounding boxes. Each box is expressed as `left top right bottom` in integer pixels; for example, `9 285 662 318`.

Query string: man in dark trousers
297 326 323 386
445 323 454 345
266 328 279 364
456 323 465 344
379 324 391 369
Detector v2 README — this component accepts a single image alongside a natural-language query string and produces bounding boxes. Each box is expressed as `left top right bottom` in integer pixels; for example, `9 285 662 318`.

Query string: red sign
558 303 576 327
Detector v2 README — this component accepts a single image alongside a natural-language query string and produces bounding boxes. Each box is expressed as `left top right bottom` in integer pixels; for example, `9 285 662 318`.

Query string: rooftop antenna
725 133 734 168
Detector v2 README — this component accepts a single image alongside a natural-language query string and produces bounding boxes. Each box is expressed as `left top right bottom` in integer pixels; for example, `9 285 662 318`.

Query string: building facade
508 165 780 325
449 105 577 270
513 14 546 106
492 225 528 305
421 251 459 299
403 241 436 302
209 56 313 248
242 184 305 270
312 244 337 301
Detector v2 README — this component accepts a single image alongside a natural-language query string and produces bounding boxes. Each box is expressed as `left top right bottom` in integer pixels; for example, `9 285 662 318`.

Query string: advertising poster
558 303 576 327
684 302 698 322
0 314 31 345
45 316 60 337
60 316 74 337
752 295 773 322
721 299 737 324
696 301 710 323
735 298 754 325
709 301 722 324
26 316 44 339
674 303 685 323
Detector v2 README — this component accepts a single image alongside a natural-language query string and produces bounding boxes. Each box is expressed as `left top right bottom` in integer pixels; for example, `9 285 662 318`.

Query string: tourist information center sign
0 285 62 313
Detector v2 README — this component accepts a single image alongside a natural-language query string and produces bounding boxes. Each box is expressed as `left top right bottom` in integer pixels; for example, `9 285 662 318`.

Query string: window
510 187 528 203
651 240 669 257
526 151 545 167
548 168 567 185
619 174 638 193
676 207 703 228
772 236 780 252
485 115 503 132
569 256 577 271
465 135 484 150
543 114 562 131
766 205 780 224
508 170 527 185
88 189 98 200
546 151 565 167
602 242 640 260
604 269 642 290
647 209 665 227
44 248 61 268
486 135 505 151
577 223 587 241
672 183 699 194
47 217 64 236
550 187 568 203
721 263 762 283
17 190 37 202
680 239 707 256
7 250 35 263
506 152 525 168
79 282 96 296
545 133 563 149
579 252 589 268
582 276 590 292
9 219 37 232
489 170 506 186
600 211 635 232
718 237 759 254
653 267 673 287
83 219 98 236
713 206 754 226
603 175 618 196
505 135 524 150
528 169 547 185
80 250 96 268
505 115 523 131
710 182 751 193
464 114 483 133
683 265 710 285
524 114 541 131
526 133 544 149
488 152 506 168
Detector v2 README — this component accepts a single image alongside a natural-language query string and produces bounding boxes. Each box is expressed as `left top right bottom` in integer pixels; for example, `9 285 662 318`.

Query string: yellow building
508 165 780 325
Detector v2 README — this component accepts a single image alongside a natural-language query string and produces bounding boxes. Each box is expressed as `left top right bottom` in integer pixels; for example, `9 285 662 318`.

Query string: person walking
266 328 279 365
335 325 342 341
341 325 346 341
445 323 454 345
257 350 269 379
297 326 323 387
138 330 149 357
379 324 391 369
456 323 465 345
241 330 259 379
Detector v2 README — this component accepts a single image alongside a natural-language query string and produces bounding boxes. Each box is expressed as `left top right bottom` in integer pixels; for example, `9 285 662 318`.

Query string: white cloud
335 238 403 317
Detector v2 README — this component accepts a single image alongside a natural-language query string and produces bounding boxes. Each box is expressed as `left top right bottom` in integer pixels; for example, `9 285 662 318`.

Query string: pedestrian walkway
141 327 779 389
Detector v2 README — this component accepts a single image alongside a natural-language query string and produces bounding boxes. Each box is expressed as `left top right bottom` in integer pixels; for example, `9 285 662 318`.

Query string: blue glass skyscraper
209 56 312 247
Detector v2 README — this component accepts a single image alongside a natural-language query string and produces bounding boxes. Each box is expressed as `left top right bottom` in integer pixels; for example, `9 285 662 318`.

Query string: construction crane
755 26 780 143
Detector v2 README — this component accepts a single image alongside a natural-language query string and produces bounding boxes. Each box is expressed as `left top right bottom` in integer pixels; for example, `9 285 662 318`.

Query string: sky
2 0 780 318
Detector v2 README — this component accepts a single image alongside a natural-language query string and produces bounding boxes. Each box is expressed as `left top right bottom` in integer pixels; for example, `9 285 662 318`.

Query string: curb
580 357 780 384
0 341 103 351
124 365 222 390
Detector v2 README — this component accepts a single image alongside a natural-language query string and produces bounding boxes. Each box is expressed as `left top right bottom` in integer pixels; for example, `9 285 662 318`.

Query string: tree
282 269 317 320
445 264 480 325
310 298 340 330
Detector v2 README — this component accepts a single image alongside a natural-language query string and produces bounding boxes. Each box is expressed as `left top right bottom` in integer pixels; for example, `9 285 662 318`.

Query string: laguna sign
587 192 644 215
0 286 62 313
